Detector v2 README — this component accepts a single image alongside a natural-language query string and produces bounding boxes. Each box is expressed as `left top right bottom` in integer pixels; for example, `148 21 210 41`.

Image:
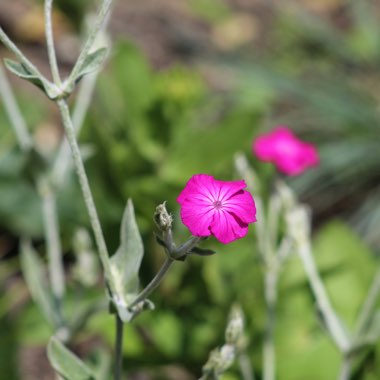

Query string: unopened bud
225 304 244 345
154 202 173 231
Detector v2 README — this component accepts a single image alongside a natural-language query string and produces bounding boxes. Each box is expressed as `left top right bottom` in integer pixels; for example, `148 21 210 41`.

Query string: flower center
213 200 223 210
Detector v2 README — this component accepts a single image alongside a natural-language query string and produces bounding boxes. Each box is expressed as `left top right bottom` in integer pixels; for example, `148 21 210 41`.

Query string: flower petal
210 210 249 244
214 179 247 202
177 174 217 205
253 126 319 176
223 190 257 224
179 198 214 237
253 126 294 161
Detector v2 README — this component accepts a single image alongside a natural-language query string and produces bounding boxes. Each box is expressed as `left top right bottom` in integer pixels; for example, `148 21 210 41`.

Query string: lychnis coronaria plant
253 126 319 176
177 174 257 244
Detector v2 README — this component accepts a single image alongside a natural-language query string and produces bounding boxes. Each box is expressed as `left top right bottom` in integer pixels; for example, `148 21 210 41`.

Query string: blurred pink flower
177 174 256 244
253 126 319 175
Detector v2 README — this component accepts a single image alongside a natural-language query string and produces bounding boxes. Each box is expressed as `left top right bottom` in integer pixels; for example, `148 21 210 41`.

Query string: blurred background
1 0 380 379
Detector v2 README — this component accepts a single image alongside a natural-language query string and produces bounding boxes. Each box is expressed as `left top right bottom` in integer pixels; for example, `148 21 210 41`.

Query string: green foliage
189 0 231 23
1 1 380 378
71 48 108 86
3 59 56 98
20 241 60 328
278 220 378 379
109 199 145 321
47 337 96 380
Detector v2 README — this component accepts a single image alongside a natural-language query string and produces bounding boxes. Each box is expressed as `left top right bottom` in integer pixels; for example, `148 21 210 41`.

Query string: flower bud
225 304 244 345
154 202 173 231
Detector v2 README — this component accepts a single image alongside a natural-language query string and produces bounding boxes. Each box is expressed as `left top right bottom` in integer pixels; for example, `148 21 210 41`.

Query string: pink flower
177 174 257 244
253 126 319 176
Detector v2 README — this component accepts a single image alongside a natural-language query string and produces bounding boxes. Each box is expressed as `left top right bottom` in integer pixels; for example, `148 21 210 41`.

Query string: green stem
0 64 32 150
56 99 111 280
44 0 62 85
114 315 124 380
338 355 353 380
263 268 278 380
254 197 267 260
51 71 99 186
52 10 111 187
128 257 174 309
354 268 380 339
40 179 65 325
297 239 350 352
239 352 255 380
67 0 112 86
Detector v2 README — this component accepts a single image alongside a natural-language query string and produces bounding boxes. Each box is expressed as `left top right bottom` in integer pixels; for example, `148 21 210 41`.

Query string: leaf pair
4 48 107 99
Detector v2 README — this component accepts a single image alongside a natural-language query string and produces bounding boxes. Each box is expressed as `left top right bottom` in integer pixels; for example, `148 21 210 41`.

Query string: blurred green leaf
276 290 340 380
149 311 184 357
313 221 376 329
47 337 96 380
283 220 376 330
189 0 230 23
20 240 59 328
88 349 111 380
277 220 377 378
109 199 145 321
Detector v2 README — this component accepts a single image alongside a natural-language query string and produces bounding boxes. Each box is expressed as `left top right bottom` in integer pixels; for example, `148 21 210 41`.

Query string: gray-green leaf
20 240 59 328
47 337 96 380
4 59 58 99
109 199 144 321
74 48 107 84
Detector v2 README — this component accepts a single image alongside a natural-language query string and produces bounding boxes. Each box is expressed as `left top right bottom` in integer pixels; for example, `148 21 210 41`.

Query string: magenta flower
252 126 319 176
177 174 257 244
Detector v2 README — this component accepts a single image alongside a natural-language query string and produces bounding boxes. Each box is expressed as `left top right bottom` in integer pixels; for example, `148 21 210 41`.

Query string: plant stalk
56 99 111 280
114 315 124 380
297 239 350 352
51 71 99 187
354 268 380 338
128 257 174 309
263 268 278 380
40 180 65 325
338 355 353 380
239 352 255 380
67 0 113 86
44 0 61 85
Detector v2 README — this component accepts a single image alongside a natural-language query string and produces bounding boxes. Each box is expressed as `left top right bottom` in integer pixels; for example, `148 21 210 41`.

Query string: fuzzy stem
0 64 32 151
56 99 111 280
239 352 255 380
114 315 124 380
297 239 350 352
66 0 112 86
40 180 65 325
128 257 174 309
338 355 353 380
44 0 61 85
51 71 98 186
354 268 380 338
263 268 277 380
